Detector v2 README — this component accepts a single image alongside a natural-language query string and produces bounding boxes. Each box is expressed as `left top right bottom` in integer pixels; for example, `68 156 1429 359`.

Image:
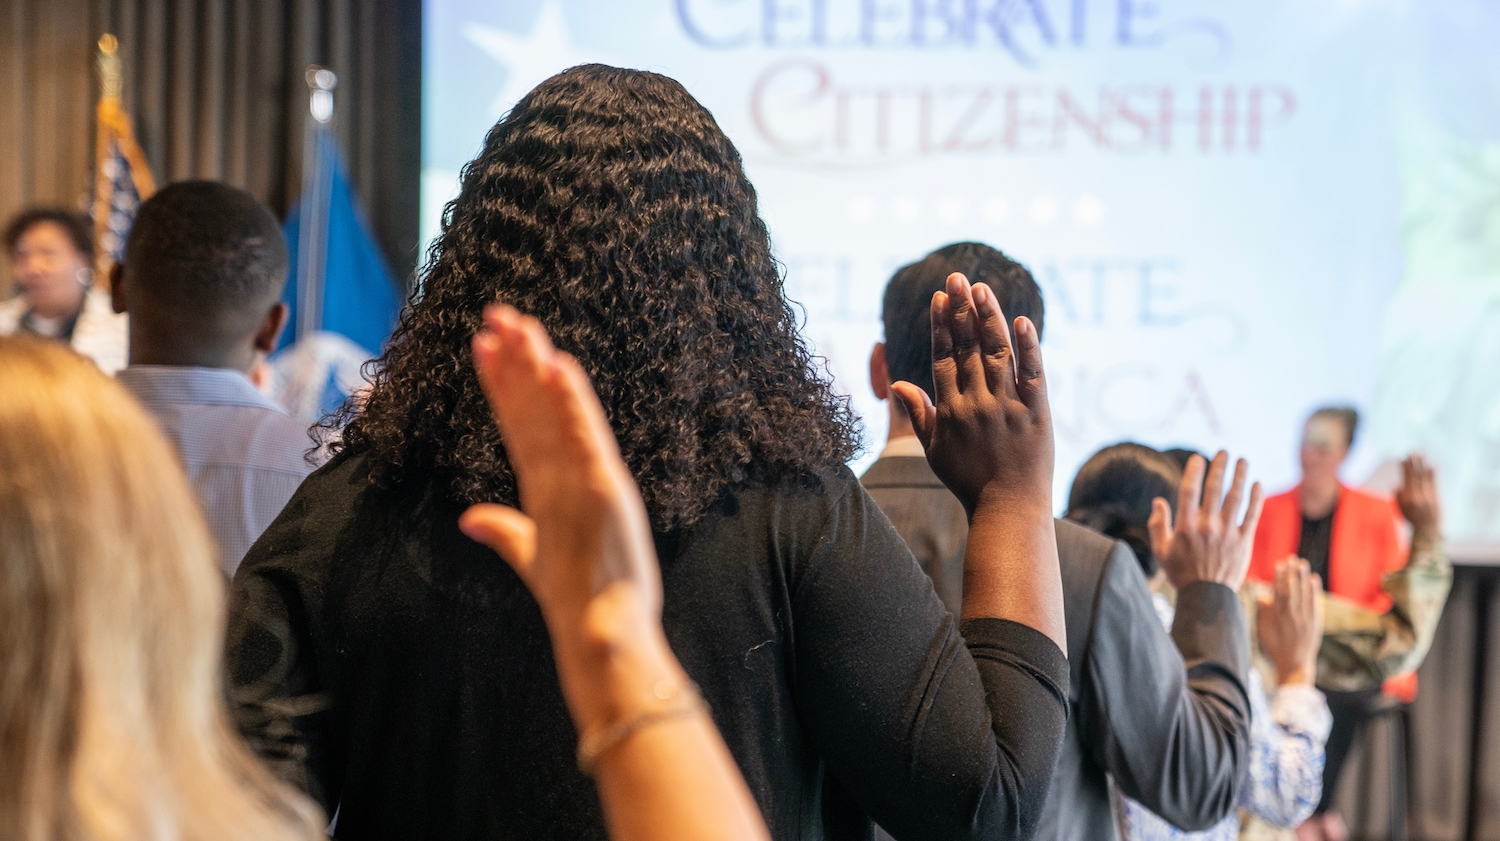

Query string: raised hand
891 272 1066 652
889 271 1053 517
1396 454 1442 534
1147 451 1264 590
458 304 661 640
1256 558 1324 686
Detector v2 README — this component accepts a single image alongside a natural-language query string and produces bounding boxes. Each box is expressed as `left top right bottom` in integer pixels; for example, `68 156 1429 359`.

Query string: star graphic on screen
463 0 599 117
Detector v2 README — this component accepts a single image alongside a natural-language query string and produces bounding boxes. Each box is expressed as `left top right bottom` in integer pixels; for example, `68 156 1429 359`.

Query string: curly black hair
330 64 861 530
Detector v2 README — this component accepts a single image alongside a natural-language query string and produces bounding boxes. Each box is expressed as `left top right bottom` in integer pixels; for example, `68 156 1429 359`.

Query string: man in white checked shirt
112 181 318 576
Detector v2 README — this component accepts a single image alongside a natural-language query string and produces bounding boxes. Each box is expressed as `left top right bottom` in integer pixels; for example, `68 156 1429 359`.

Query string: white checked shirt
117 365 320 576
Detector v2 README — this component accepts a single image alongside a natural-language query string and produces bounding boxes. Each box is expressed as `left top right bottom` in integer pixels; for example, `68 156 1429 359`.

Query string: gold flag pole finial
97 34 121 101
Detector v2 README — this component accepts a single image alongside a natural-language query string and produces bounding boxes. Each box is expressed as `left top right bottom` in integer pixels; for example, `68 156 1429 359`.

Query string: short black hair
4 208 93 260
1160 448 1203 472
881 242 1044 400
123 181 288 339
1064 442 1182 578
1308 406 1359 448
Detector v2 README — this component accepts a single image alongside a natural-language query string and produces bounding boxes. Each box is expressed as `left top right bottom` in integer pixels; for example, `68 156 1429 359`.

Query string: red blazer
1250 484 1403 612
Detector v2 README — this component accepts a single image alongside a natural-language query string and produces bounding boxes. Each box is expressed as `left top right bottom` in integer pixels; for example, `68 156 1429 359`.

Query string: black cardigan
226 452 1069 841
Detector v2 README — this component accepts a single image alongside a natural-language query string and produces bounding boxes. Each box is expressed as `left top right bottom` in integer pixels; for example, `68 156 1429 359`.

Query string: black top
1299 510 1335 590
863 456 1252 841
227 452 1070 841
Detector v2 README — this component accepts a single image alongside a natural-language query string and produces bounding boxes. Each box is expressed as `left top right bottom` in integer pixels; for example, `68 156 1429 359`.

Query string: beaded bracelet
576 680 709 776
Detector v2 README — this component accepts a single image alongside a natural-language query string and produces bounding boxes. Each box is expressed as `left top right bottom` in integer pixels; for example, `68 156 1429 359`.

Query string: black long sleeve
227 454 1069 840
861 459 1253 841
1077 544 1252 831
781 474 1068 841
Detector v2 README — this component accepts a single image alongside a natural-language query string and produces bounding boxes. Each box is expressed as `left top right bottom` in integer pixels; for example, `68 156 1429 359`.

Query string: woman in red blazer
1250 407 1403 841
1249 408 1403 611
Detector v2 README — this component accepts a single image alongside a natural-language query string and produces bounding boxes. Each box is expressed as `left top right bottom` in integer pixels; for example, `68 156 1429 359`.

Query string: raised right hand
889 272 1053 517
1396 454 1442 533
458 304 661 641
1147 451 1264 590
1256 558 1324 686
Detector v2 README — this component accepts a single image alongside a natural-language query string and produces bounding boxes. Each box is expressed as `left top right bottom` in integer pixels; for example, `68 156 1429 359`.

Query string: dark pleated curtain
0 0 421 297
1334 563 1500 841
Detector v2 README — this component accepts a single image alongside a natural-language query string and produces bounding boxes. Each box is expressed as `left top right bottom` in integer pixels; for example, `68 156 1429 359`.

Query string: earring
76 268 93 288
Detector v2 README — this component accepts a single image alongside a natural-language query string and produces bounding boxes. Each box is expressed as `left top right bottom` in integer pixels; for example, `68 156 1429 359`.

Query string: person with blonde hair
0 335 324 841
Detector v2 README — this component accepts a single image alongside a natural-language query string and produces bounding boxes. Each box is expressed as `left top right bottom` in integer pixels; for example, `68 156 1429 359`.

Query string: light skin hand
890 272 1066 654
1147 451 1265 590
458 306 667 734
1396 454 1442 534
1256 557 1324 686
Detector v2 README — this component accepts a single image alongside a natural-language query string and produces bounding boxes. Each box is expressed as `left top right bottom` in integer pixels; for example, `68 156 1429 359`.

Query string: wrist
1166 569 1235 589
967 485 1053 523
1277 663 1316 687
550 585 685 735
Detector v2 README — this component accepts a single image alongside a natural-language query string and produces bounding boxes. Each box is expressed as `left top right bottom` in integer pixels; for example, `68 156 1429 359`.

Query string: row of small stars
844 194 1106 226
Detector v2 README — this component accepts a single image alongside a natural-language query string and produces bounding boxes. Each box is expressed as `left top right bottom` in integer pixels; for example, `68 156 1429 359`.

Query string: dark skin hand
891 272 1066 654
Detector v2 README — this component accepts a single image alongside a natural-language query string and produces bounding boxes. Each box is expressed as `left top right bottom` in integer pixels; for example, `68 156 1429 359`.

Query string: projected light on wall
423 0 1500 551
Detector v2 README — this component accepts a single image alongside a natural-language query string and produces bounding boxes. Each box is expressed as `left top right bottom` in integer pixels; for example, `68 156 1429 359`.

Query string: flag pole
92 34 155 290
295 66 338 343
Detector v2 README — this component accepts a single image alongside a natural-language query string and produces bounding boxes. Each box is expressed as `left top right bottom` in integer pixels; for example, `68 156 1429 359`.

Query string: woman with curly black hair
226 64 1068 841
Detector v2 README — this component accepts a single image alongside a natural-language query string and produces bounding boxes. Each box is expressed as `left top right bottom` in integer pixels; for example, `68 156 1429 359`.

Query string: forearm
1243 684 1330 828
1102 579 1251 829
961 499 1067 655
1319 526 1453 688
961 617 1071 839
549 586 769 841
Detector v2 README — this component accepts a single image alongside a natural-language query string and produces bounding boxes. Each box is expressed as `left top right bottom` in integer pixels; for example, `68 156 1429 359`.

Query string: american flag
95 139 147 265
91 34 155 279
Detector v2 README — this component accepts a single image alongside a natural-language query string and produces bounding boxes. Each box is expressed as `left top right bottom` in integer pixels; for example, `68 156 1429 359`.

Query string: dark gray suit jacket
861 455 1252 841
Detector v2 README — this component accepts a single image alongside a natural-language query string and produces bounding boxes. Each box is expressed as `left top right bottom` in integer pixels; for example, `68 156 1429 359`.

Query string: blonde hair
0 337 324 841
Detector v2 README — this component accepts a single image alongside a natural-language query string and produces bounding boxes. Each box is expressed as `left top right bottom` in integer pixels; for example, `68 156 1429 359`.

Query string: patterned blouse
1120 594 1333 841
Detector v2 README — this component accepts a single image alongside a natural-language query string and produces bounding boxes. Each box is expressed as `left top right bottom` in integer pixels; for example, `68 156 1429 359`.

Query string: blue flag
270 132 402 421
279 144 401 357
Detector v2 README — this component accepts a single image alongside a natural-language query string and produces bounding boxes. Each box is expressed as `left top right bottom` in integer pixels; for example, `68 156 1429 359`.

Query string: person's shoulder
1340 483 1395 510
291 447 372 495
0 294 25 329
859 455 945 490
1253 487 1303 535
1339 483 1402 533
1054 517 1124 569
1054 517 1149 660
246 408 320 471
737 461 862 512
72 291 128 374
700 462 876 547
1263 486 1301 508
235 450 379 578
